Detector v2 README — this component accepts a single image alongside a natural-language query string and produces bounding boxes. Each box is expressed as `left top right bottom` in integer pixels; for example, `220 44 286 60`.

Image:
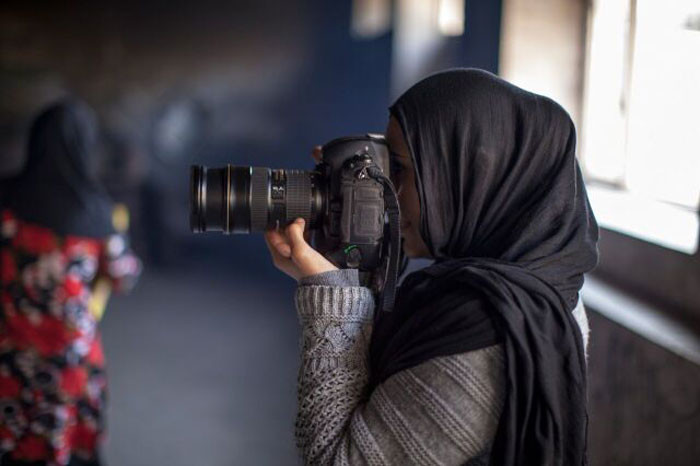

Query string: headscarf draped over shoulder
369 69 599 466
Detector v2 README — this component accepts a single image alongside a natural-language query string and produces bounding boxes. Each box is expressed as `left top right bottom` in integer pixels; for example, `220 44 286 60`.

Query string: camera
189 134 401 310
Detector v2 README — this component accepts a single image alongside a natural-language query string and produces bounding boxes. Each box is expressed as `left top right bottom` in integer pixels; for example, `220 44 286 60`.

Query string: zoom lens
189 165 323 234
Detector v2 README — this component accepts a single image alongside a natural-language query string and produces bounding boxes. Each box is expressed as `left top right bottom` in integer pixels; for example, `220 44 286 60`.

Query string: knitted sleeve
295 272 505 465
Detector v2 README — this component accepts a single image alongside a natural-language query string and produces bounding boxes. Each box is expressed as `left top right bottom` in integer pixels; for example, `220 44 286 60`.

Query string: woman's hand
264 218 338 281
264 147 335 281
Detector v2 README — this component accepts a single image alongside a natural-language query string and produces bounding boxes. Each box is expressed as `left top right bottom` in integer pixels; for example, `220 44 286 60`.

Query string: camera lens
189 165 322 234
189 165 208 233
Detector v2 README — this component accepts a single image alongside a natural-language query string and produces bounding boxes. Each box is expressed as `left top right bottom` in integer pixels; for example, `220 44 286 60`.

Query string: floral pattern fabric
0 210 140 465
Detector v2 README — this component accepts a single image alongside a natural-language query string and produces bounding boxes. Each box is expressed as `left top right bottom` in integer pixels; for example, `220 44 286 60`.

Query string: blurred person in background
266 69 598 465
0 100 141 466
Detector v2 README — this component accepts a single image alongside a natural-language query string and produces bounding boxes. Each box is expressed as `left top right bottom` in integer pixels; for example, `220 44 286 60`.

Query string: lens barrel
190 165 207 233
189 165 321 234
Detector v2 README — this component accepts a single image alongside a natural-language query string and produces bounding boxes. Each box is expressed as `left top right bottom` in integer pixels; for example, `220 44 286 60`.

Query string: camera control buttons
345 245 362 268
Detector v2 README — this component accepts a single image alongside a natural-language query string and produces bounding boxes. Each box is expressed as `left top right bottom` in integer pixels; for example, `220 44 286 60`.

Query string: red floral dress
0 210 140 465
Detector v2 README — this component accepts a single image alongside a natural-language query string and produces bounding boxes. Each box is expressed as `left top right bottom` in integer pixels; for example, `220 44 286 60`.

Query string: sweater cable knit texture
294 270 507 465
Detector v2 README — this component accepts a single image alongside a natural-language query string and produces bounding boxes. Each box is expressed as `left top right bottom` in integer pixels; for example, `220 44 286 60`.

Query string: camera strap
367 167 400 313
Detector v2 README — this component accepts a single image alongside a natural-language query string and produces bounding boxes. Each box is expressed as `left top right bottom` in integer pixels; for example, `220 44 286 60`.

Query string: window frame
580 0 699 256
579 0 700 325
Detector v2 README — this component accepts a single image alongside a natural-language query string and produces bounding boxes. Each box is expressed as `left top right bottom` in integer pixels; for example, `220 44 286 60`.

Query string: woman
266 69 598 465
0 100 141 466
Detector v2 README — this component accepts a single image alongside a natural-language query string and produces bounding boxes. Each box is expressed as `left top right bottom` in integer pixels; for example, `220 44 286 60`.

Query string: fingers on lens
277 244 292 258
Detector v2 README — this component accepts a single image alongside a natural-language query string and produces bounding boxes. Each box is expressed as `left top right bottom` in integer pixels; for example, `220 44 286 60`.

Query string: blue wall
0 0 503 270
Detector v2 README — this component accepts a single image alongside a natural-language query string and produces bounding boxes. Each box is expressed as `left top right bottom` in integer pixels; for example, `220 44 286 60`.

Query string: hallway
100 266 300 465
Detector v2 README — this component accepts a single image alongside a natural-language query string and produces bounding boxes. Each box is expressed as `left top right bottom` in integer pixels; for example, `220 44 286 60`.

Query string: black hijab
369 69 599 465
4 99 114 238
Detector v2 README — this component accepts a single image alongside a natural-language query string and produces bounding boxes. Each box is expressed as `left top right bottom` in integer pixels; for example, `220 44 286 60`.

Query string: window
581 0 700 254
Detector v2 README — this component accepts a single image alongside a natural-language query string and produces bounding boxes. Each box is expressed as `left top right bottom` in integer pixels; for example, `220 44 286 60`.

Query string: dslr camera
189 135 401 311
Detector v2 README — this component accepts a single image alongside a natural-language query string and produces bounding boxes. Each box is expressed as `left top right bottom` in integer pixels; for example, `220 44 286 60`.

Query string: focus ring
249 167 270 232
286 170 312 222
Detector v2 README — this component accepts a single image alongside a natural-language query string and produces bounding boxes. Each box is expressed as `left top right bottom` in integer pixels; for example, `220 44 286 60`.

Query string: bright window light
625 0 700 208
351 0 392 39
581 0 630 184
438 0 465 36
582 0 700 253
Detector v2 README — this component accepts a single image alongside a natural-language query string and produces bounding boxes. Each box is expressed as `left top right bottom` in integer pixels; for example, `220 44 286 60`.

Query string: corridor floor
100 265 300 466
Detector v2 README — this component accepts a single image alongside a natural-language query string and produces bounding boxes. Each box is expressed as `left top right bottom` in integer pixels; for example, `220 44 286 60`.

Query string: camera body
313 135 389 270
190 134 391 272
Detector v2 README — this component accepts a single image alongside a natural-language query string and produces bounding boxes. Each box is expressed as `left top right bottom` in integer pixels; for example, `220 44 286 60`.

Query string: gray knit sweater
294 269 589 465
